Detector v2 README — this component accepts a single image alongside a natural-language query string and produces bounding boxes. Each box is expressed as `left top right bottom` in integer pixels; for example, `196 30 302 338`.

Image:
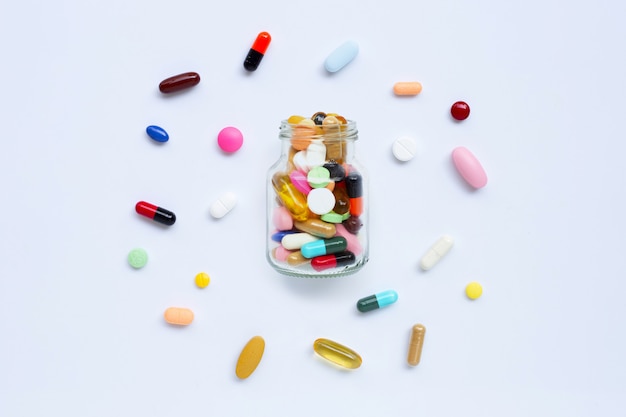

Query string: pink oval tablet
289 170 312 195
217 127 244 153
451 146 487 189
273 206 294 231
272 245 292 262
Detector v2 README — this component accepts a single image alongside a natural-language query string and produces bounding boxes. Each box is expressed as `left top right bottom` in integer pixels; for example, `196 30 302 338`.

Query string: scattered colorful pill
159 72 200 94
465 282 483 300
451 101 470 120
195 272 210 288
420 235 454 271
356 290 398 313
209 192 237 219
217 126 244 153
392 136 417 162
407 324 426 366
324 40 359 73
163 307 194 326
236 336 266 379
146 125 169 143
127 248 148 269
313 338 362 369
393 82 422 96
451 146 488 189
135 201 176 226
243 32 271 72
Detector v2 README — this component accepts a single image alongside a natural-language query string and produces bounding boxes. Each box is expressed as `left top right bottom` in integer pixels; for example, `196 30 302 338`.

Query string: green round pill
128 248 148 269
307 166 331 188
321 212 344 223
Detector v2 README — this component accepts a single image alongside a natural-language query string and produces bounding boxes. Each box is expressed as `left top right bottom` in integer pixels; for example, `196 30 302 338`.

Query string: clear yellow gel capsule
313 338 362 369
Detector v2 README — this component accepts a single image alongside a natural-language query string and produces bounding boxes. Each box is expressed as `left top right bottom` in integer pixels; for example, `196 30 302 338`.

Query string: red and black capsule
345 171 363 216
243 32 271 71
311 251 356 271
135 201 176 226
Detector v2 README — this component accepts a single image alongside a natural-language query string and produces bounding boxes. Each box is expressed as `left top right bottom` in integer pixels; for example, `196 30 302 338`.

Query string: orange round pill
163 307 194 326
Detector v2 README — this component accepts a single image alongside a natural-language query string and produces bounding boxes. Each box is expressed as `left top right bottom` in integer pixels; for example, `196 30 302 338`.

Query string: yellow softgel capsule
236 336 266 379
195 272 210 288
313 338 362 370
465 282 483 300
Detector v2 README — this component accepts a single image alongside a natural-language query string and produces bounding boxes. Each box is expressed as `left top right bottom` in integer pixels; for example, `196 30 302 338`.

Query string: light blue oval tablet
146 125 169 143
324 40 359 73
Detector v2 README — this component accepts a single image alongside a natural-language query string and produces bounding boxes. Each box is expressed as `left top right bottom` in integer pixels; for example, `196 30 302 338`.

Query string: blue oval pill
146 125 169 143
324 40 359 73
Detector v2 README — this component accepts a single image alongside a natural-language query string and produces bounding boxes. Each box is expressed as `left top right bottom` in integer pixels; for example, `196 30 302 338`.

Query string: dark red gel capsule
243 32 271 71
159 72 200 93
135 201 176 226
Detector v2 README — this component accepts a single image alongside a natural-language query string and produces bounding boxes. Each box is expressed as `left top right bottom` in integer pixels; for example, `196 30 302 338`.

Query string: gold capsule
313 338 362 369
287 251 309 266
294 218 336 238
407 324 426 366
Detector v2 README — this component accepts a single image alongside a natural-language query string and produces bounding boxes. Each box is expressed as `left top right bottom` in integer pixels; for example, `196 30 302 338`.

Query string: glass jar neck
279 120 358 165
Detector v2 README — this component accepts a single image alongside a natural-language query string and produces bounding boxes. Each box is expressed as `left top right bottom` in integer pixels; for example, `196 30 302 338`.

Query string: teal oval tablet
324 40 359 73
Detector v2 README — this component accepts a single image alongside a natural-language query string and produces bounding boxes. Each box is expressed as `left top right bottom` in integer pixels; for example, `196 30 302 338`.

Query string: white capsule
209 192 237 219
420 235 454 270
392 136 417 162
281 232 320 250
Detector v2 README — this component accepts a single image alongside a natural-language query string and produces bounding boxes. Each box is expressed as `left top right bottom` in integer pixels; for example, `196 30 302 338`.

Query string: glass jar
266 115 369 277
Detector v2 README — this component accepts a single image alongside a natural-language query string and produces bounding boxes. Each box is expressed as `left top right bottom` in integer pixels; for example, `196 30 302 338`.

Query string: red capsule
311 251 356 271
159 72 200 93
243 32 271 71
135 201 176 226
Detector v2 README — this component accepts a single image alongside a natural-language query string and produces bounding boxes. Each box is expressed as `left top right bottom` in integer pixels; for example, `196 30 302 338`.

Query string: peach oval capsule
236 336 266 379
451 146 488 189
393 82 422 96
163 307 194 326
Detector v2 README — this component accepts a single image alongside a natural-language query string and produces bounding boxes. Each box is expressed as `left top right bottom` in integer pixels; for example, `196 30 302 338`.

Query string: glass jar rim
279 119 358 141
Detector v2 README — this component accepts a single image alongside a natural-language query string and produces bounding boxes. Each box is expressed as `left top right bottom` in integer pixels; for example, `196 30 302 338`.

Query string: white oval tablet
392 136 417 161
209 192 237 219
281 232 320 250
306 140 326 168
307 188 336 215
420 235 454 270
293 151 309 172
324 40 359 73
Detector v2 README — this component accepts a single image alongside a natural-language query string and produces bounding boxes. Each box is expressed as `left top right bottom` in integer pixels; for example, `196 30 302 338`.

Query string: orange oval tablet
393 82 423 96
163 307 194 325
236 336 266 379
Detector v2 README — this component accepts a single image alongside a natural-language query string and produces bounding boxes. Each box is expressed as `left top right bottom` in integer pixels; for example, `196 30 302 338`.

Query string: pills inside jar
267 112 368 277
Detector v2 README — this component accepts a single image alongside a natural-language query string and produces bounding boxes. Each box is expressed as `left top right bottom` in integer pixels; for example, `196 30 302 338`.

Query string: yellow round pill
195 272 210 288
465 282 483 300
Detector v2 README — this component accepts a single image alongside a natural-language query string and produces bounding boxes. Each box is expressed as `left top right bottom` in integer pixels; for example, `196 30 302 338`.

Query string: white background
1 0 625 415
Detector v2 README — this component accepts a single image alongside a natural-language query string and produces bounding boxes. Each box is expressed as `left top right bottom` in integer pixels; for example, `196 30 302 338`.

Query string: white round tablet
392 136 417 161
209 192 237 219
307 188 335 215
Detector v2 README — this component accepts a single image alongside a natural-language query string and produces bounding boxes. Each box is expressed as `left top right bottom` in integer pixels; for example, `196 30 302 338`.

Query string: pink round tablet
273 206 293 231
451 146 488 189
217 127 244 153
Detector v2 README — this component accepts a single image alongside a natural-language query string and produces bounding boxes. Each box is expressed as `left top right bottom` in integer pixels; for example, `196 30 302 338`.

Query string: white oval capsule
420 235 454 270
209 192 237 219
281 232 320 250
324 40 359 73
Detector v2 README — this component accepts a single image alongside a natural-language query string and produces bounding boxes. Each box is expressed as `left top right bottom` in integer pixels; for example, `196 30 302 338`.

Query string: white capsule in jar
281 232 320 250
420 235 454 270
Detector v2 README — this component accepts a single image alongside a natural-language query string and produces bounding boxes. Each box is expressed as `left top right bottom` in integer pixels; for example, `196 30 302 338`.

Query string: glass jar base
268 256 369 278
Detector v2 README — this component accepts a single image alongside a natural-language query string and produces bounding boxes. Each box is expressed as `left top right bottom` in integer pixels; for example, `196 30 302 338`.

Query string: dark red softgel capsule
243 32 271 71
450 101 470 120
135 201 176 226
159 72 200 93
